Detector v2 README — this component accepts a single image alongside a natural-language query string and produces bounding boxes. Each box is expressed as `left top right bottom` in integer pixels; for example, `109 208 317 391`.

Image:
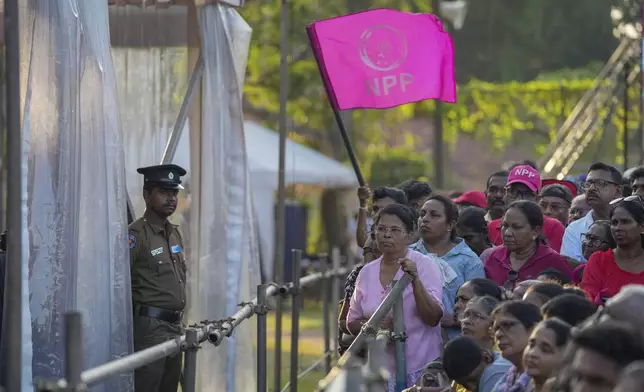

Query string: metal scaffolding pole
256 284 269 392
431 0 445 188
65 313 84 391
321 256 332 374
392 281 407 392
182 328 199 392
624 59 630 171
2 0 23 390
273 0 289 390
289 249 302 392
331 248 341 355
161 54 204 165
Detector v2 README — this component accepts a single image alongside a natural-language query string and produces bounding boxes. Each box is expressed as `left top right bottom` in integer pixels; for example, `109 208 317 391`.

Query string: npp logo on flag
307 9 456 110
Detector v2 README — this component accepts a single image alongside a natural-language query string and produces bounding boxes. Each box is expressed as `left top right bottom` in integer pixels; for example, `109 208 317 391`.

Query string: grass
266 309 326 335
264 300 337 392
177 300 334 392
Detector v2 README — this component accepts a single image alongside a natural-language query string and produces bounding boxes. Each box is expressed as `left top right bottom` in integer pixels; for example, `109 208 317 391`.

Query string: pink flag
307 9 457 110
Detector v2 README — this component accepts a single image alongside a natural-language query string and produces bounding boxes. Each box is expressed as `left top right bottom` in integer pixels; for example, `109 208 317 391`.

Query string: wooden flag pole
330 109 366 186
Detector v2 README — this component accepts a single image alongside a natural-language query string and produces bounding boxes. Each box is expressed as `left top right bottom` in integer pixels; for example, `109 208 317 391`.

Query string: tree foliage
240 0 626 185
365 134 431 188
451 0 615 82
442 79 595 149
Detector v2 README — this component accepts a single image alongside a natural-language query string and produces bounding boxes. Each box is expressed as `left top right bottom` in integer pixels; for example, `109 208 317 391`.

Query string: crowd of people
337 160 644 392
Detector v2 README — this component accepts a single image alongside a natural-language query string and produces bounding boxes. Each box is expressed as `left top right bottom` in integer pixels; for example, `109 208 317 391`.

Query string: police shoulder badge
128 233 137 249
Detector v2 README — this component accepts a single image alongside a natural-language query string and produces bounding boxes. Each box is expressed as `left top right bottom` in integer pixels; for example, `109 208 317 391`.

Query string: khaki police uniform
129 164 188 392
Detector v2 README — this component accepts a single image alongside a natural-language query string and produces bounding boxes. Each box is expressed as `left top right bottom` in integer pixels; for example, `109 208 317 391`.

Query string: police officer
129 164 188 392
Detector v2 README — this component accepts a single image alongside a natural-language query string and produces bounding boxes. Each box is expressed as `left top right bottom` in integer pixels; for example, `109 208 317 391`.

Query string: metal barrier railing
32 248 351 392
316 331 391 392
317 275 412 391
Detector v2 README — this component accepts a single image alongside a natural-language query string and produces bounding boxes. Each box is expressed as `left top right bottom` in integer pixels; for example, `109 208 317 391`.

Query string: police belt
136 305 183 324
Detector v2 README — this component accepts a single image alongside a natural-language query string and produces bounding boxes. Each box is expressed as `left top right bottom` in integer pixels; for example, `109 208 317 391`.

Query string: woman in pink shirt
483 201 572 290
347 203 444 391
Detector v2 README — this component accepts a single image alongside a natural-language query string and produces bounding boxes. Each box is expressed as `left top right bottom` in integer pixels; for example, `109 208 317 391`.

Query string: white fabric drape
192 4 259 391
18 1 133 391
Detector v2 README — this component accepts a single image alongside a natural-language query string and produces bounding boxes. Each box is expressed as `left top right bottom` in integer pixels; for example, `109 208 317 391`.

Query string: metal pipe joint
205 318 235 346
206 328 224 346
390 331 407 342
277 282 302 297
253 302 269 316
254 283 278 315
359 322 377 338
183 328 201 351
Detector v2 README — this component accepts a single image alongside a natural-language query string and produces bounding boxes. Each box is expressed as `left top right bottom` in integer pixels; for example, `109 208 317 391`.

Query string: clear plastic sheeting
112 45 189 217
193 4 258 391
19 1 133 391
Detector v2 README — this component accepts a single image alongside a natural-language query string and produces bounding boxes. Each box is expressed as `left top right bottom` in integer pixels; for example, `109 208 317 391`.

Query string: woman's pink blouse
346 250 444 374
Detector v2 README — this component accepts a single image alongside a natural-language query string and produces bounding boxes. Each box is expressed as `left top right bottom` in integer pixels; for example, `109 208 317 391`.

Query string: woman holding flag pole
347 204 445 391
309 7 458 392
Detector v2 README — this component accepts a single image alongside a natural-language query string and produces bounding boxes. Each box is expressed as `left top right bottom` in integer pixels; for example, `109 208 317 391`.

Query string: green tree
451 1 615 82
240 0 621 175
364 134 432 187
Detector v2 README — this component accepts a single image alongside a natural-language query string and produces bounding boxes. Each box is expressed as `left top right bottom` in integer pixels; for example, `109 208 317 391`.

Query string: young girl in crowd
523 318 571 392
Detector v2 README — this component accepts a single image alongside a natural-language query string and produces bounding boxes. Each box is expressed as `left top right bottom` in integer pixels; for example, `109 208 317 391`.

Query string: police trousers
133 315 183 392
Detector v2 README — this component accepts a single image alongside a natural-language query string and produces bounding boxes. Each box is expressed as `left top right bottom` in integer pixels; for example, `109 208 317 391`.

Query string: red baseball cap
453 191 488 209
507 165 541 192
541 179 578 198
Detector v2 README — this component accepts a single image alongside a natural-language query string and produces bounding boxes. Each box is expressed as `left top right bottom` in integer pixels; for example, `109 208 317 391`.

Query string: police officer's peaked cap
137 164 187 190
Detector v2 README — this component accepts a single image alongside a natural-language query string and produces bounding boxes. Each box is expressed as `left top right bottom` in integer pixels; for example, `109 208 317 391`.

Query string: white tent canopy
245 121 358 278
245 121 357 188
170 120 357 278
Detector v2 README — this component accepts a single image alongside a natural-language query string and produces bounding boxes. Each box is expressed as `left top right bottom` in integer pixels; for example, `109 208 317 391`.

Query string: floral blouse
344 264 365 299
